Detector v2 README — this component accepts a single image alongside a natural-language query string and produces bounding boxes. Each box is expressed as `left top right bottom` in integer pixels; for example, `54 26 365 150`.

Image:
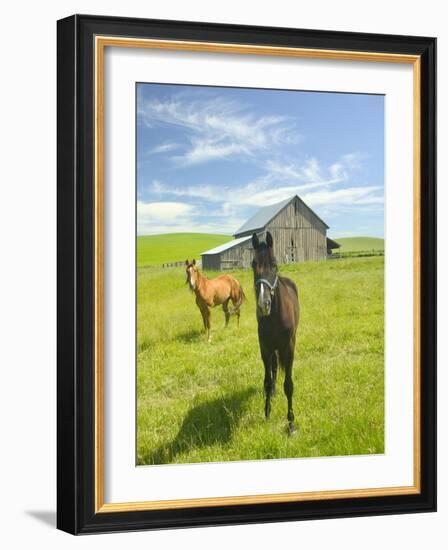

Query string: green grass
137 256 384 465
137 233 231 267
334 236 384 253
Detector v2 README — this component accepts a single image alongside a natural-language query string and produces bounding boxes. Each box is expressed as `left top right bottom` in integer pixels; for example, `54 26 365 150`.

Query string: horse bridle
255 274 279 297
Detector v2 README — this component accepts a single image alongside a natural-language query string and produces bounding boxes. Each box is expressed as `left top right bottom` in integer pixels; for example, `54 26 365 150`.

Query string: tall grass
137 256 384 465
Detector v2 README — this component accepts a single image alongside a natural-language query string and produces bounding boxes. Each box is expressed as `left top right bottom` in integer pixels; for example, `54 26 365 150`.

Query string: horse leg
279 343 296 434
198 302 211 341
230 285 242 327
272 352 278 396
261 348 274 419
200 309 207 330
222 299 231 327
204 307 212 342
196 297 207 331
284 365 295 434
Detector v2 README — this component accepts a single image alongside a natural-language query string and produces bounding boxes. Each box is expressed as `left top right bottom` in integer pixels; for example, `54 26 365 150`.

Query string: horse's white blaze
258 282 268 312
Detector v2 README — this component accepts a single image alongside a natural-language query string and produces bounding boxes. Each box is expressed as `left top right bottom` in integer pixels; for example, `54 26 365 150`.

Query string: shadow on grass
146 387 256 464
138 327 203 352
175 327 205 343
137 338 152 353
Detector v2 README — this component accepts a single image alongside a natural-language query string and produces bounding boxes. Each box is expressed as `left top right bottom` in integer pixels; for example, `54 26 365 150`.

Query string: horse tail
229 279 245 314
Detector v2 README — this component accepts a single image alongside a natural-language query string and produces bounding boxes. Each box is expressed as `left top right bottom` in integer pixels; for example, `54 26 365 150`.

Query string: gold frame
94 36 421 513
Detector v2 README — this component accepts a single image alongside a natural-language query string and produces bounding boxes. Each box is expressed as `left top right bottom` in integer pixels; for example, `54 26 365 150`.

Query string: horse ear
192 259 196 265
185 259 189 265
266 231 273 248
252 233 259 249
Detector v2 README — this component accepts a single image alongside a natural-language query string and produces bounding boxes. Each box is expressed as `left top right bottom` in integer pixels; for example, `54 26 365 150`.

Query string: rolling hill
334 237 384 253
137 233 231 267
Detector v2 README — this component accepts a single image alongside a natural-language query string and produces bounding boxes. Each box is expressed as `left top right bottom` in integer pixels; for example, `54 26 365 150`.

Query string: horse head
252 232 278 317
185 259 198 291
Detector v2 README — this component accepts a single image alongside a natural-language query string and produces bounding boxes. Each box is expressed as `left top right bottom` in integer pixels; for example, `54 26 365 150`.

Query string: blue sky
137 83 384 238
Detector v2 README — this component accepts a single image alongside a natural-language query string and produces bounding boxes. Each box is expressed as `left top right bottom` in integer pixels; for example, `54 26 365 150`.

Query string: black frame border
57 14 436 534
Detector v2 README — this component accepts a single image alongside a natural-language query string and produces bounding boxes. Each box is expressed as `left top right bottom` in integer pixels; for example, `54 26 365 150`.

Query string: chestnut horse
252 232 300 435
185 259 245 342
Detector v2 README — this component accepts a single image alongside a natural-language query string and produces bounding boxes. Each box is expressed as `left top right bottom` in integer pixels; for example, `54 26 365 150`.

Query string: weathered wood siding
201 255 222 271
266 198 327 263
202 240 253 270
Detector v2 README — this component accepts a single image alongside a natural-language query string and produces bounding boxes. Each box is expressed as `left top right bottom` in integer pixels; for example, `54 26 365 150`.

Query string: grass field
137 255 384 465
137 233 231 267
334 236 384 253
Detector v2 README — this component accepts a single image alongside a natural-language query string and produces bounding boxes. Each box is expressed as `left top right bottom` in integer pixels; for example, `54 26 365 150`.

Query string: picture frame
57 14 436 534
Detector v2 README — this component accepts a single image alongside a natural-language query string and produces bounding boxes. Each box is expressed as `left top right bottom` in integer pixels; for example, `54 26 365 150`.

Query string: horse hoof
288 423 297 437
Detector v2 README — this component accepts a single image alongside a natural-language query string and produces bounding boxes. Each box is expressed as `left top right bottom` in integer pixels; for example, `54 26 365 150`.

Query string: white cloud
138 93 300 165
137 200 244 235
150 180 223 202
148 151 375 209
137 201 193 221
329 152 366 181
177 140 245 165
148 142 181 155
137 201 194 234
342 152 367 169
140 150 382 235
301 186 383 207
266 154 363 187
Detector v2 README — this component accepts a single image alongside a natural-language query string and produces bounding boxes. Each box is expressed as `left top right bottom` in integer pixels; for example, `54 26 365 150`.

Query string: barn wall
267 198 327 263
202 240 253 270
201 255 221 271
219 242 253 269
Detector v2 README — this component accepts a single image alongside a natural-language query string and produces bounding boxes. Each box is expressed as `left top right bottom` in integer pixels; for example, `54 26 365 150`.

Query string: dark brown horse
252 232 300 434
186 259 245 342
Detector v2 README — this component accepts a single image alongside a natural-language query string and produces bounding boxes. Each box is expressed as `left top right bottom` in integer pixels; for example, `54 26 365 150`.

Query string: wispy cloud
329 152 367 180
301 186 383 208
148 142 182 155
265 158 323 183
138 93 300 165
147 152 379 209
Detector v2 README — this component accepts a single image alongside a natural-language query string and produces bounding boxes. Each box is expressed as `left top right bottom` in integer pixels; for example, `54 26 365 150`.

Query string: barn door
288 236 298 264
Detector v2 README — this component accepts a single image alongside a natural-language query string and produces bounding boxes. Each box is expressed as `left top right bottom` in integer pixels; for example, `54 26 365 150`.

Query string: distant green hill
334 237 384 253
137 233 231 267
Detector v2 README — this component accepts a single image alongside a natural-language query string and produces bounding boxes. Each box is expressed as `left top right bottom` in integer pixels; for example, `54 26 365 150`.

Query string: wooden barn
201 195 340 270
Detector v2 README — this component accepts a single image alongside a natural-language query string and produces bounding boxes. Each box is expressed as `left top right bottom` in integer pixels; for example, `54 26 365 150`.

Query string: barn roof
233 195 328 237
327 237 341 249
233 197 291 236
201 235 252 256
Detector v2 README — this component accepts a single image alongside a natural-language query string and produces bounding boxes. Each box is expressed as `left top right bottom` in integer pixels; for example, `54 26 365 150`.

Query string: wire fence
328 249 384 259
